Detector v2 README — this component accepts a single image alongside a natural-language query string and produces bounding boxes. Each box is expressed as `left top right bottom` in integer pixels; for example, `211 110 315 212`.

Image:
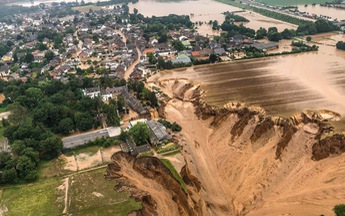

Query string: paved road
62 127 121 149
62 129 109 149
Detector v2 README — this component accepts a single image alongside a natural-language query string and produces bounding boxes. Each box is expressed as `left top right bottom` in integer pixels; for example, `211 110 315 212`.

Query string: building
147 120 172 146
62 127 121 150
250 42 279 51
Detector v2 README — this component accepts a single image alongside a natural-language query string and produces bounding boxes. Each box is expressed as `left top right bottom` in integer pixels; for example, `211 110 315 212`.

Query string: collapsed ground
106 79 345 216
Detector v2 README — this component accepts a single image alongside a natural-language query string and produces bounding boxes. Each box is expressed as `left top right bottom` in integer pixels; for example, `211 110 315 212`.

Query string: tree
75 112 94 131
2 168 17 184
37 43 47 51
16 155 37 180
268 27 278 33
45 51 55 63
104 104 120 126
146 52 157 64
334 204 345 216
133 8 138 15
336 41 345 50
129 122 150 146
306 36 312 42
24 53 34 63
171 122 182 132
0 45 9 57
267 31 283 42
209 53 218 63
255 27 267 39
24 87 43 108
172 40 185 51
281 28 295 39
39 136 63 160
57 118 74 135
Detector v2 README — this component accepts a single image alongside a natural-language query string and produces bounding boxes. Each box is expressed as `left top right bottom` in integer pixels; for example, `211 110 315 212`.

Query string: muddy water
128 0 297 35
151 42 345 117
298 5 345 21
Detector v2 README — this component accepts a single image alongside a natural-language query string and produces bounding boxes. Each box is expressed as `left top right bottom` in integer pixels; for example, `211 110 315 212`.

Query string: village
1 0 345 215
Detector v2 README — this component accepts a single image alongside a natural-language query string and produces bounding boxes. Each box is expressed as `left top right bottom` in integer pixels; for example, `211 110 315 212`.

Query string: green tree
129 122 150 146
334 204 345 216
209 53 218 63
306 36 312 42
2 168 17 184
104 104 120 126
24 53 34 63
267 31 283 42
75 112 94 131
45 51 55 63
39 136 63 160
25 87 44 108
16 155 37 180
255 27 267 39
172 40 185 51
57 118 74 135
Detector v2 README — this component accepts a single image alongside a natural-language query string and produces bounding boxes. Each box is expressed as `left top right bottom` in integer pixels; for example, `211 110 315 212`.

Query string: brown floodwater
128 0 297 35
150 40 345 117
297 5 345 21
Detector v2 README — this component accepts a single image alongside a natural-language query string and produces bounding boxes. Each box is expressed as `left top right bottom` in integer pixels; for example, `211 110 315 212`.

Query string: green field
68 169 141 215
255 0 329 6
0 178 65 216
0 168 141 216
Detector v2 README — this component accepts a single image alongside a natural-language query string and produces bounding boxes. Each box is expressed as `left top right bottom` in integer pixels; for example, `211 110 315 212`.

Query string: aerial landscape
0 0 345 215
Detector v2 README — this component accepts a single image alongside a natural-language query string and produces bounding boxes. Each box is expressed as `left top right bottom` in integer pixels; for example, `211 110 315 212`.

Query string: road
124 46 142 80
239 0 315 22
62 128 109 149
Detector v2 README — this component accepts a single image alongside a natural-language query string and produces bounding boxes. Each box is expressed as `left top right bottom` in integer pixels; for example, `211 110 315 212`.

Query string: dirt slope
107 79 345 216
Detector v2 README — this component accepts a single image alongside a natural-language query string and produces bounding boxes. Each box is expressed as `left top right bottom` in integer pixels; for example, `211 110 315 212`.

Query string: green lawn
253 0 328 6
0 178 65 216
160 159 188 194
68 168 141 215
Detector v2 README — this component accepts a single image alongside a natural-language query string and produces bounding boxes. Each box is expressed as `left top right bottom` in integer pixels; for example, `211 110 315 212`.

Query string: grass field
72 5 103 12
0 168 141 215
160 159 188 194
0 178 65 216
68 168 141 215
255 0 329 6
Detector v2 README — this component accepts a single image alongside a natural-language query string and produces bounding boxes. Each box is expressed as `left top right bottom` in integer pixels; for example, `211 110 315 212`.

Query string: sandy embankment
139 79 345 216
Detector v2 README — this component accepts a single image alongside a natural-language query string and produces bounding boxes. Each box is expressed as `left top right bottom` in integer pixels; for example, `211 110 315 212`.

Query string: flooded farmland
150 41 345 117
128 0 297 34
298 5 345 21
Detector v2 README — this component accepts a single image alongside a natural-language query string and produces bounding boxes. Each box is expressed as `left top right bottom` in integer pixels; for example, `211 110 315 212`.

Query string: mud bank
107 79 345 216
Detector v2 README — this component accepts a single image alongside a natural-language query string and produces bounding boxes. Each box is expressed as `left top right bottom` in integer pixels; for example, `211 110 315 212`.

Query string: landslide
108 79 345 216
105 152 201 216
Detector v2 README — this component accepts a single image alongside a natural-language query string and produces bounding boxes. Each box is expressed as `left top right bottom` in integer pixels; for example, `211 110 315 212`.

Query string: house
83 87 101 98
214 48 226 56
170 57 192 65
147 120 172 145
250 42 279 51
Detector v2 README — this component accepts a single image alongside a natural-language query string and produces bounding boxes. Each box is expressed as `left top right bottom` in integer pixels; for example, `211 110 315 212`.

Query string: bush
334 204 345 216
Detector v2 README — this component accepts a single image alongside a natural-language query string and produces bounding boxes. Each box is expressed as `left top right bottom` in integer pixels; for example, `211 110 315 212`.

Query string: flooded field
150 41 345 117
128 0 297 35
298 5 345 21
